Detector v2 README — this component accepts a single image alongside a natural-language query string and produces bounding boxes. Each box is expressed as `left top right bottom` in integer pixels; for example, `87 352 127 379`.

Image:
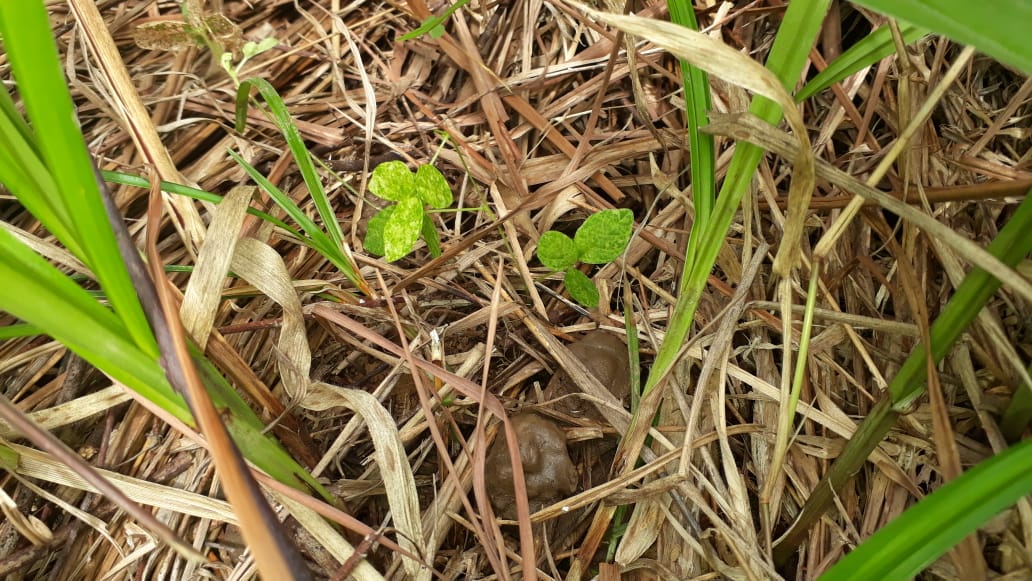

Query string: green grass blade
0 77 36 153
851 0 1032 74
649 0 833 395
0 227 189 422
0 104 74 251
0 323 44 340
101 170 299 236
796 22 929 101
228 150 366 291
226 150 323 237
230 86 366 292
890 190 1032 409
227 150 357 273
234 78 346 251
1000 367 1032 442
191 348 334 500
1 1 156 356
0 210 331 498
0 66 79 262
775 190 1032 561
818 437 1032 580
667 0 715 234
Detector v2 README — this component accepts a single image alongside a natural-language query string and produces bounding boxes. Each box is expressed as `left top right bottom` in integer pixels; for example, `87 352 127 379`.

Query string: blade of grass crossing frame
667 0 715 238
0 227 191 423
796 21 928 101
819 438 1032 580
1 1 156 356
0 106 76 254
774 190 1032 561
0 82 79 253
102 170 299 235
999 367 1032 442
651 0 832 396
889 191 1032 409
230 83 366 292
850 0 1032 74
0 324 44 340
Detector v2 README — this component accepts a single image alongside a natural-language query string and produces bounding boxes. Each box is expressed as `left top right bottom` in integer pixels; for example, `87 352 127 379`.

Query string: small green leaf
429 25 446 39
421 213 442 257
564 268 599 308
575 208 634 264
399 16 444 41
384 197 424 261
254 37 278 53
369 161 414 202
537 231 578 272
414 164 452 208
363 206 393 256
0 442 19 472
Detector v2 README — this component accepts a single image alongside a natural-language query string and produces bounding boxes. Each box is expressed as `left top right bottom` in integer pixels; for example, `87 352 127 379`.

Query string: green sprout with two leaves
221 37 278 86
536 208 634 308
363 161 453 262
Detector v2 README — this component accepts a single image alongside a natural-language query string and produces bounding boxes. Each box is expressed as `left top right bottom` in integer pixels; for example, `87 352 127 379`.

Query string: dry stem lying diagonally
0 1 1029 579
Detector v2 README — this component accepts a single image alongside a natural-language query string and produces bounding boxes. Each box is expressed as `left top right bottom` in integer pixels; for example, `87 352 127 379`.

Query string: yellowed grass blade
67 0 206 252
0 384 131 439
181 186 255 349
304 383 429 580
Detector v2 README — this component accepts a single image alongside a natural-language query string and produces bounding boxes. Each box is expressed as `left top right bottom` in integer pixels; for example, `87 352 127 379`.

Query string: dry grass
1 0 1030 579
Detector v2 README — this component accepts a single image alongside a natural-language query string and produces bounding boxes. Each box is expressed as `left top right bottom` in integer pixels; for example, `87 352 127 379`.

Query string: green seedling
221 37 278 86
536 208 634 308
364 161 453 262
400 0 471 40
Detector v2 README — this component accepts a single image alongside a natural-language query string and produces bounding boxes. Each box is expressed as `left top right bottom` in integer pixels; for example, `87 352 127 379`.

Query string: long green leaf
0 1 156 356
652 0 833 395
819 437 1032 580
796 21 928 101
850 0 1032 74
667 0 715 235
234 78 345 250
102 170 298 236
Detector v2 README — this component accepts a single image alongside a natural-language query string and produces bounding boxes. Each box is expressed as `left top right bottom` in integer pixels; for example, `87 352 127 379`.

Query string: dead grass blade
0 403 203 561
0 385 131 439
303 383 429 580
312 300 538 579
181 186 255 349
67 0 205 252
702 112 1032 306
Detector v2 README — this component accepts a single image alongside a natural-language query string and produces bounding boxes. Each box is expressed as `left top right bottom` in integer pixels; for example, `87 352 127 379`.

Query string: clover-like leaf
421 213 442 257
369 160 414 202
414 164 453 209
363 206 394 256
384 196 424 261
537 231 578 272
574 208 634 264
564 268 599 308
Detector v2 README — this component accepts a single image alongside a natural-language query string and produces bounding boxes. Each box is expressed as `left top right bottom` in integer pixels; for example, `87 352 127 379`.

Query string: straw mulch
1 0 1030 579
